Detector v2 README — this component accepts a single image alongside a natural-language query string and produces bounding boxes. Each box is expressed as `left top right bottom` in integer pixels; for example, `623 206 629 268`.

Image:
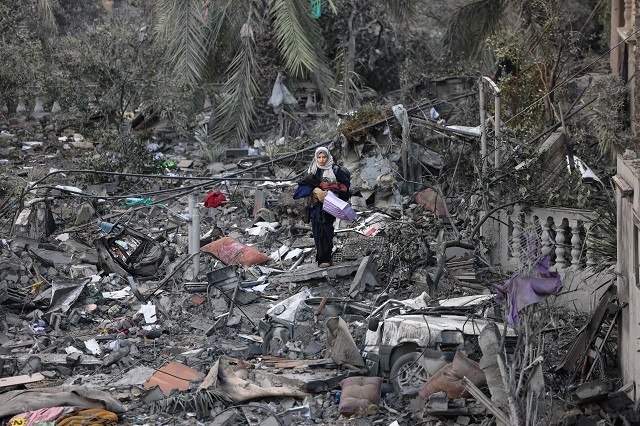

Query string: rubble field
0 108 634 426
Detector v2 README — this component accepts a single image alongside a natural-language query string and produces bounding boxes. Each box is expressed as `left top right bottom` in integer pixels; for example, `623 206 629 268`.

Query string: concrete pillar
32 98 45 117
16 100 26 115
554 219 567 269
611 0 624 73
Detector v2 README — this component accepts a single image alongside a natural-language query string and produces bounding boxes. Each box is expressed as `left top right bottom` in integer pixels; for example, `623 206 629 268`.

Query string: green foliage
571 74 629 163
587 197 616 272
440 0 507 61
0 4 45 110
50 16 176 130
542 168 592 208
154 0 208 86
498 70 546 139
194 125 227 162
599 0 612 50
338 105 385 139
272 0 334 95
212 31 259 147
35 0 58 34
511 151 595 210
77 133 156 184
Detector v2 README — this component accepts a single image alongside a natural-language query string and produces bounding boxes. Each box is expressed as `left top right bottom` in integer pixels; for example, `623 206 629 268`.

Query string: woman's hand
312 187 328 204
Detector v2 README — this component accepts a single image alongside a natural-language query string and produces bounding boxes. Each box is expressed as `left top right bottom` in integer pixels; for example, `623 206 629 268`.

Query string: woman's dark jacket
293 166 351 223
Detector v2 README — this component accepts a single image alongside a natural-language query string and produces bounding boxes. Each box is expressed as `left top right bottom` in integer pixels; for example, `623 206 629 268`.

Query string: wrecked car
362 293 516 395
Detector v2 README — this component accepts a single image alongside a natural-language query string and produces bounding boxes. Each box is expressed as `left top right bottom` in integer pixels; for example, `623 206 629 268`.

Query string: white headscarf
307 146 336 182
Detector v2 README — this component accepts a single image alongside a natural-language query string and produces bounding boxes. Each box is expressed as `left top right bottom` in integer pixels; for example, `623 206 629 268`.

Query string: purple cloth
493 255 563 324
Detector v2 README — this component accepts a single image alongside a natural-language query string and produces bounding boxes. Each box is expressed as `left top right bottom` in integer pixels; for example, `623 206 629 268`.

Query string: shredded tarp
267 72 297 113
198 356 307 402
325 317 366 369
493 255 563 324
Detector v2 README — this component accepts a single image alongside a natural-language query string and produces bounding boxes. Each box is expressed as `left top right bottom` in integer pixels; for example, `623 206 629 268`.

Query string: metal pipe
479 80 487 175
495 93 501 169
188 193 195 258
479 76 502 171
189 193 201 277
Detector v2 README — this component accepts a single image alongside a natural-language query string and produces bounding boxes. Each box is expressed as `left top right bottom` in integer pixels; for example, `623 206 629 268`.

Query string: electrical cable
206 279 258 328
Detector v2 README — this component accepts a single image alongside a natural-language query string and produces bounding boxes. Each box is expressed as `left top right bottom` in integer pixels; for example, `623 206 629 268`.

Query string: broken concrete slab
75 203 96 225
69 263 99 278
0 353 102 367
253 189 267 220
30 247 73 267
113 366 156 387
177 159 194 169
349 256 380 297
573 379 613 405
59 239 100 264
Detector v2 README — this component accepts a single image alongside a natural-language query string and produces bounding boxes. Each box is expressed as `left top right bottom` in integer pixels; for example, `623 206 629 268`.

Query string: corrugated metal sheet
143 361 205 396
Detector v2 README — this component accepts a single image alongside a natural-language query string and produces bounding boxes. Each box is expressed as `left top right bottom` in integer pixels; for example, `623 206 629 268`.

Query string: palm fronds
35 0 58 34
440 0 507 61
332 45 362 111
272 0 334 99
213 25 259 145
587 198 616 273
377 0 424 23
154 0 208 86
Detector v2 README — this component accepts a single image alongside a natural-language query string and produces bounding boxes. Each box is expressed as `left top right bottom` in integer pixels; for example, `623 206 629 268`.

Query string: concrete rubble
0 102 634 426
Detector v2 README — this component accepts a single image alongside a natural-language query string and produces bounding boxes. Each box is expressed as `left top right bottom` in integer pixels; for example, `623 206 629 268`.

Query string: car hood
366 314 515 351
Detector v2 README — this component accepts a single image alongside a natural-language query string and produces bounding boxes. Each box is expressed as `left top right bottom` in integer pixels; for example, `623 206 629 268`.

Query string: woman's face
317 152 328 167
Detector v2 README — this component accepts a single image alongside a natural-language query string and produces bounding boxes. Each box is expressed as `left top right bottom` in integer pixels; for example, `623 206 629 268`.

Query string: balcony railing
498 206 598 273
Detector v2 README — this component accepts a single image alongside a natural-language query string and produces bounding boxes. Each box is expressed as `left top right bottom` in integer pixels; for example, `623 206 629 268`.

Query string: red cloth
200 237 270 266
319 182 347 193
204 191 227 208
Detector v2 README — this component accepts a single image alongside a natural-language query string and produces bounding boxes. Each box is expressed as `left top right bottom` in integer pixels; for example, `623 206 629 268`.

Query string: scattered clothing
319 181 348 193
0 386 126 419
9 406 73 426
201 237 270 266
204 190 227 208
57 408 118 426
493 256 563 324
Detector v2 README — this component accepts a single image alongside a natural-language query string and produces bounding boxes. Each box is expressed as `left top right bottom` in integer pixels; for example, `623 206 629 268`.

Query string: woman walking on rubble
293 147 350 268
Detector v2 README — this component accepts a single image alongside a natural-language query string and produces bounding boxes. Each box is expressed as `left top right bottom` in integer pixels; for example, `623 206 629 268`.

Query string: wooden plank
0 372 45 388
613 174 633 197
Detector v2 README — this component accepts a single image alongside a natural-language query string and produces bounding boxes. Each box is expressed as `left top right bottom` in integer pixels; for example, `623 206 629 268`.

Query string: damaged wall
615 156 640 399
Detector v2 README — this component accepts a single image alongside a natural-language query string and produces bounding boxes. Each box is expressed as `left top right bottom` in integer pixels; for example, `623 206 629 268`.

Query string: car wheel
261 327 291 356
389 352 430 396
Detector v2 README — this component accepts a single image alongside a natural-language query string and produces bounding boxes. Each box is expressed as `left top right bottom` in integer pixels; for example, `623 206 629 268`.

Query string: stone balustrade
500 206 598 273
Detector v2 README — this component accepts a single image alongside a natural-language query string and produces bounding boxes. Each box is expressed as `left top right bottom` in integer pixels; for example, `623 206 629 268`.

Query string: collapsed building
0 67 634 426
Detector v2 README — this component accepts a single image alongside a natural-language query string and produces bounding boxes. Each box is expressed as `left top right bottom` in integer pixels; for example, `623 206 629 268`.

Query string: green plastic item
311 0 321 19
156 159 175 169
125 197 152 206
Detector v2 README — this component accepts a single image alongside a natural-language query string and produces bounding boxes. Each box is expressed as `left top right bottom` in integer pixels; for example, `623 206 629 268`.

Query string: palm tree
35 0 58 34
154 0 334 146
154 0 424 146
